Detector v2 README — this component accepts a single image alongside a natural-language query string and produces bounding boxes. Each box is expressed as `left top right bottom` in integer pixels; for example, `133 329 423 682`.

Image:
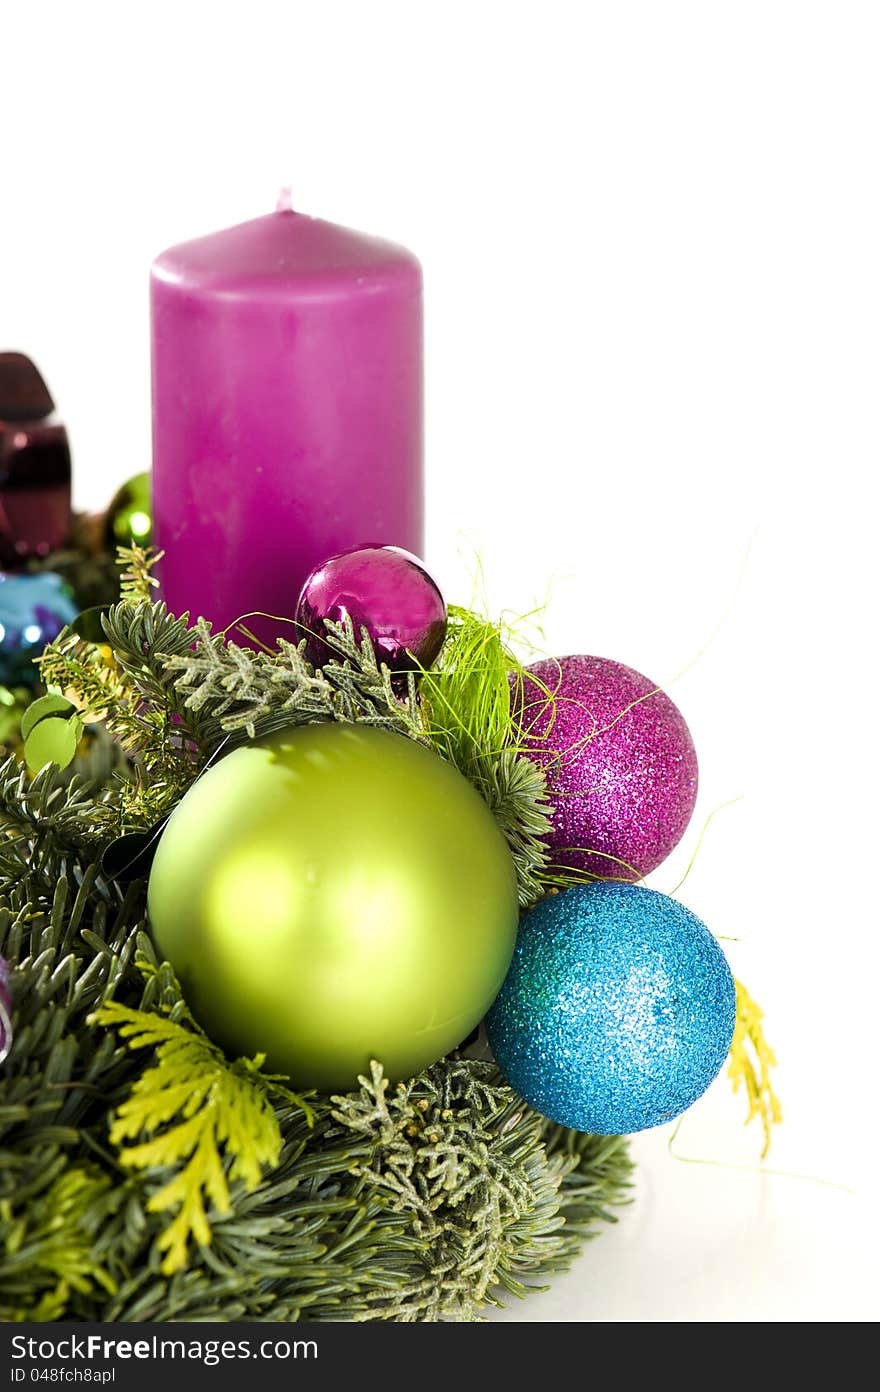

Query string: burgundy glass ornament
0 957 11 1065
296 544 447 672
0 353 72 567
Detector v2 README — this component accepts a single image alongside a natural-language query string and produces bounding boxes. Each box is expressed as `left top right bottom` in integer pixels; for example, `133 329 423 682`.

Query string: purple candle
151 197 423 645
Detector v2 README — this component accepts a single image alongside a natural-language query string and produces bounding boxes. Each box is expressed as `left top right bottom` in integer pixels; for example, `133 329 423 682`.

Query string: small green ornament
106 471 152 548
22 693 83 772
148 723 519 1090
0 685 30 746
24 715 82 773
21 692 76 739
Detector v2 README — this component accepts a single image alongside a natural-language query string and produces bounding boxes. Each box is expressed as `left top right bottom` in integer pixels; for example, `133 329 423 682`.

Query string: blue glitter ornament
486 883 736 1135
0 573 77 686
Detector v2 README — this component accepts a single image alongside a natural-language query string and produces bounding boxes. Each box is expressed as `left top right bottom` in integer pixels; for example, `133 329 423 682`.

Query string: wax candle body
151 209 423 642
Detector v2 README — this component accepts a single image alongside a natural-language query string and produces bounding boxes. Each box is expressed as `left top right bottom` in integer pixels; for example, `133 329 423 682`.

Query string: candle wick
276 186 294 214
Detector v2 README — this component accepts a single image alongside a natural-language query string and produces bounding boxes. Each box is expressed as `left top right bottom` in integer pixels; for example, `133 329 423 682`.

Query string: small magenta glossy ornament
0 573 78 686
151 202 424 647
296 544 447 672
515 655 698 880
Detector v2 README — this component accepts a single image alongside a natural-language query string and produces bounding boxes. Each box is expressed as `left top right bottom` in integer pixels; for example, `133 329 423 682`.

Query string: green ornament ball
106 471 152 547
147 723 519 1090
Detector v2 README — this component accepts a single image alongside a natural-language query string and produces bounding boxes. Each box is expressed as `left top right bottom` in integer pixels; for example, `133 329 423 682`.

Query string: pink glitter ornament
515 655 698 880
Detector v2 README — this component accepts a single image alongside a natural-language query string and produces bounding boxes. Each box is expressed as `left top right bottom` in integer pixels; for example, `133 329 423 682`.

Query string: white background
3 2 878 1321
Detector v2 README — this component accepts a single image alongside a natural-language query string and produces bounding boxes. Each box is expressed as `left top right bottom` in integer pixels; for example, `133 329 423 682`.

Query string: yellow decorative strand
667 797 744 896
728 978 782 1158
667 1120 852 1192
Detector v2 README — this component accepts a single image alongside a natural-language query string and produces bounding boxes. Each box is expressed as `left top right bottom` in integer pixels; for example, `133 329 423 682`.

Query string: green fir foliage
0 561 632 1321
93 983 311 1276
117 543 163 604
0 1167 119 1321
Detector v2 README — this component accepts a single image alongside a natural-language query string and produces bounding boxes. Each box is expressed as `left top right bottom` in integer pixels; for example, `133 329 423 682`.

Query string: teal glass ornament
0 572 77 686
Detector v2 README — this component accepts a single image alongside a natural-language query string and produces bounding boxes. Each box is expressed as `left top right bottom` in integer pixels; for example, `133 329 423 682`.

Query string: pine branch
165 615 425 744
542 1125 634 1241
117 544 163 604
91 997 311 1276
473 750 553 907
37 633 136 739
34 592 548 912
1 856 631 1320
166 623 336 738
318 1059 629 1320
0 581 634 1322
38 603 225 835
0 758 114 903
318 618 426 739
0 1168 120 1320
327 1061 557 1317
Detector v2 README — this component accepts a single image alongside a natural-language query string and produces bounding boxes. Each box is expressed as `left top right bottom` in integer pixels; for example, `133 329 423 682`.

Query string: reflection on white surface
489 1074 875 1321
